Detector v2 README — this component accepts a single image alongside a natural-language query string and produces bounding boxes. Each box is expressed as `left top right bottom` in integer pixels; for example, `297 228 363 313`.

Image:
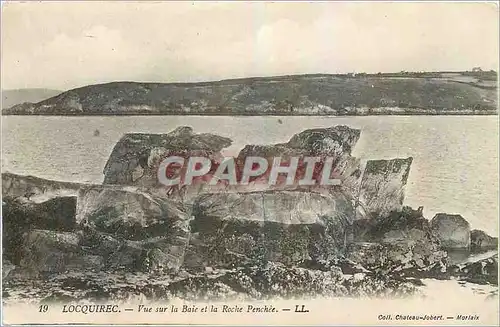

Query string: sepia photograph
1 1 499 325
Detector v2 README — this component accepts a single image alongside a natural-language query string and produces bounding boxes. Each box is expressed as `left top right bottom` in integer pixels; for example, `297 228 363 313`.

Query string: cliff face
3 74 498 115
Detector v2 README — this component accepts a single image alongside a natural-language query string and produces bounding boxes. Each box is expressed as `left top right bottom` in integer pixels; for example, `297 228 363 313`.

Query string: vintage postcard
1 1 499 325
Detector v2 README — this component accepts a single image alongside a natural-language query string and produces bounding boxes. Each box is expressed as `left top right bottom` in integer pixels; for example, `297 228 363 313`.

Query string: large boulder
352 207 435 242
2 197 77 267
76 186 191 271
102 126 232 189
349 207 446 274
236 126 363 197
185 190 354 269
3 197 76 232
431 213 471 249
356 158 413 220
2 173 194 274
238 125 360 159
470 229 498 252
18 229 91 273
2 173 90 271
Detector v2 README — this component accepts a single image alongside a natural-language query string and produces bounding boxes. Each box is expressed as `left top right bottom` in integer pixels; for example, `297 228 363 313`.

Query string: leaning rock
357 157 413 220
77 186 191 271
102 126 232 189
431 213 471 249
470 229 498 252
186 190 354 269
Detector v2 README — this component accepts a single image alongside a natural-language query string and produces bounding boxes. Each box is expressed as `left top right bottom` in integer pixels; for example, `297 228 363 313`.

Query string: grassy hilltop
3 71 497 116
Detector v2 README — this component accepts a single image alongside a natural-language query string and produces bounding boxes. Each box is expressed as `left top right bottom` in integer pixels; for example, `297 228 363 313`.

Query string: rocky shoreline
2 125 498 303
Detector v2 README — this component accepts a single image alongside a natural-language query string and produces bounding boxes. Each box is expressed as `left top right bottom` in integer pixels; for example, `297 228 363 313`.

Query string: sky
1 1 499 91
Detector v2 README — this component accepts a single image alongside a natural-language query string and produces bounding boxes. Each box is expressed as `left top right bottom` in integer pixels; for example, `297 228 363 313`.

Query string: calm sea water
2 115 498 236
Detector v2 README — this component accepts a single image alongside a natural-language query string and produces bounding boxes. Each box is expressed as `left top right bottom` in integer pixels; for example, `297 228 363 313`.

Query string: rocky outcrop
238 126 360 159
2 172 81 202
236 126 363 197
2 192 102 274
2 171 358 274
3 197 76 232
102 126 366 202
2 173 194 274
102 126 232 189
0 122 428 279
77 186 191 271
186 190 354 269
100 126 414 218
348 207 446 274
2 197 77 267
431 214 471 248
2 120 497 301
19 229 88 273
470 229 498 252
356 158 413 220
353 207 440 245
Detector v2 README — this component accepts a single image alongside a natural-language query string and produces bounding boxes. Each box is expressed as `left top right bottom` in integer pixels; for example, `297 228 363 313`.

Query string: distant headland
2 70 497 116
